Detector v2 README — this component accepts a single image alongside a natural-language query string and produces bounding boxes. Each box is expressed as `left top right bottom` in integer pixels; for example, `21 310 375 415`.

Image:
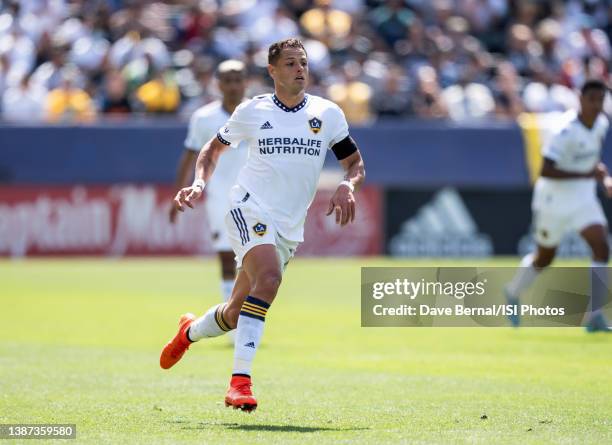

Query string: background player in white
505 79 611 332
160 38 366 411
169 60 248 322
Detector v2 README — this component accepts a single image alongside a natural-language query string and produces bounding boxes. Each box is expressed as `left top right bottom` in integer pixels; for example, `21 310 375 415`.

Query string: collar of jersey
574 115 597 132
272 94 308 113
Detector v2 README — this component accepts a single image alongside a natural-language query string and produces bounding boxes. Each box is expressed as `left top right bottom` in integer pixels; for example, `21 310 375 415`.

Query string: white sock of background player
590 261 608 321
506 253 539 301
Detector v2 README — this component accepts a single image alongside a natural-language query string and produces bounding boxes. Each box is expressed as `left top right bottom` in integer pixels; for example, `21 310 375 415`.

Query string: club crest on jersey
253 222 267 236
308 117 322 134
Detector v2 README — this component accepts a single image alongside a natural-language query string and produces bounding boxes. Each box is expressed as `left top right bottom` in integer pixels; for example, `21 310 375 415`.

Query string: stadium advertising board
386 187 612 257
0 185 382 257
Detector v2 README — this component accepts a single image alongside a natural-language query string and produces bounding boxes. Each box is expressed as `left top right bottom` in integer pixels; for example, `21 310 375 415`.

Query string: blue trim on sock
245 295 270 309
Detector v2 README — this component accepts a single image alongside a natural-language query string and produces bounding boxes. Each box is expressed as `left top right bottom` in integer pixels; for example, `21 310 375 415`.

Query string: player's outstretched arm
540 158 599 180
541 159 612 197
326 150 365 226
173 137 229 213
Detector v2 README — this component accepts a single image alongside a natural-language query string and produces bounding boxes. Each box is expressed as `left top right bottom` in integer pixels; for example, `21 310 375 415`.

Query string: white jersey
532 111 609 246
185 101 248 198
543 111 609 174
217 93 349 242
538 111 609 197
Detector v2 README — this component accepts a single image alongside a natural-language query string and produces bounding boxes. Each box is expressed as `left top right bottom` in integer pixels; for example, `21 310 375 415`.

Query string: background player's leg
507 202 560 305
219 250 238 342
506 245 556 299
580 224 610 263
532 246 557 269
219 251 237 303
232 244 282 377
505 245 556 326
187 269 250 341
580 224 611 331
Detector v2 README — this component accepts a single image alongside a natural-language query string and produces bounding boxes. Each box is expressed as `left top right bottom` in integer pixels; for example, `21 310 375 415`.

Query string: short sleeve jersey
217 93 350 242
185 101 248 198
543 111 609 174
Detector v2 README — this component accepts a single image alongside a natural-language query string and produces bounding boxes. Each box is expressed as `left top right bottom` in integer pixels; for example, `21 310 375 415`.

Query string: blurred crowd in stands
0 0 610 124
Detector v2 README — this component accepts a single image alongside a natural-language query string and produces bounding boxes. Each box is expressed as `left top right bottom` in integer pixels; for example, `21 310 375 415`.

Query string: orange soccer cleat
225 375 258 412
160 313 195 369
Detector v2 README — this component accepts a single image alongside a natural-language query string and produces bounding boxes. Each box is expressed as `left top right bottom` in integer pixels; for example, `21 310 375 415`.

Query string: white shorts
532 178 607 247
205 191 232 252
225 185 299 269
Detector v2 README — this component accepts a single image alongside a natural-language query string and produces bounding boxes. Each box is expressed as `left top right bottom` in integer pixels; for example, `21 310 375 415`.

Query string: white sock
233 296 269 376
221 279 234 303
590 261 608 318
506 253 539 300
187 303 231 341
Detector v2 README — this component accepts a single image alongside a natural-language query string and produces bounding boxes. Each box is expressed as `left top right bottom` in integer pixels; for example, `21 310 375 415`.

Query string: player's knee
592 242 609 263
533 254 553 269
253 270 282 299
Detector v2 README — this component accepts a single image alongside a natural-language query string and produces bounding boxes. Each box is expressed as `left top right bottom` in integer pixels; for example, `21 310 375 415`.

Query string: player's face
269 48 309 94
218 71 247 103
580 88 606 120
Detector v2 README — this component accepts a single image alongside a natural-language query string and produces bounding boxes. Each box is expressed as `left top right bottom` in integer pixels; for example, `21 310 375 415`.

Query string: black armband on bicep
331 135 358 160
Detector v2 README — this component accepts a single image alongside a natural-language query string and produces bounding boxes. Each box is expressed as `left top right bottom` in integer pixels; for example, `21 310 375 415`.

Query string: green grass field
1 257 610 444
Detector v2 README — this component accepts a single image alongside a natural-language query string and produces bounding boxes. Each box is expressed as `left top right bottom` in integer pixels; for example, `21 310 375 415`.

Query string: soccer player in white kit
160 38 366 411
505 80 611 332
169 60 248 320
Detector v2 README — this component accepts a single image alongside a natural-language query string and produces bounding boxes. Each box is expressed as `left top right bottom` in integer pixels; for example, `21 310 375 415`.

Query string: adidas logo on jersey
260 121 273 130
244 341 256 348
